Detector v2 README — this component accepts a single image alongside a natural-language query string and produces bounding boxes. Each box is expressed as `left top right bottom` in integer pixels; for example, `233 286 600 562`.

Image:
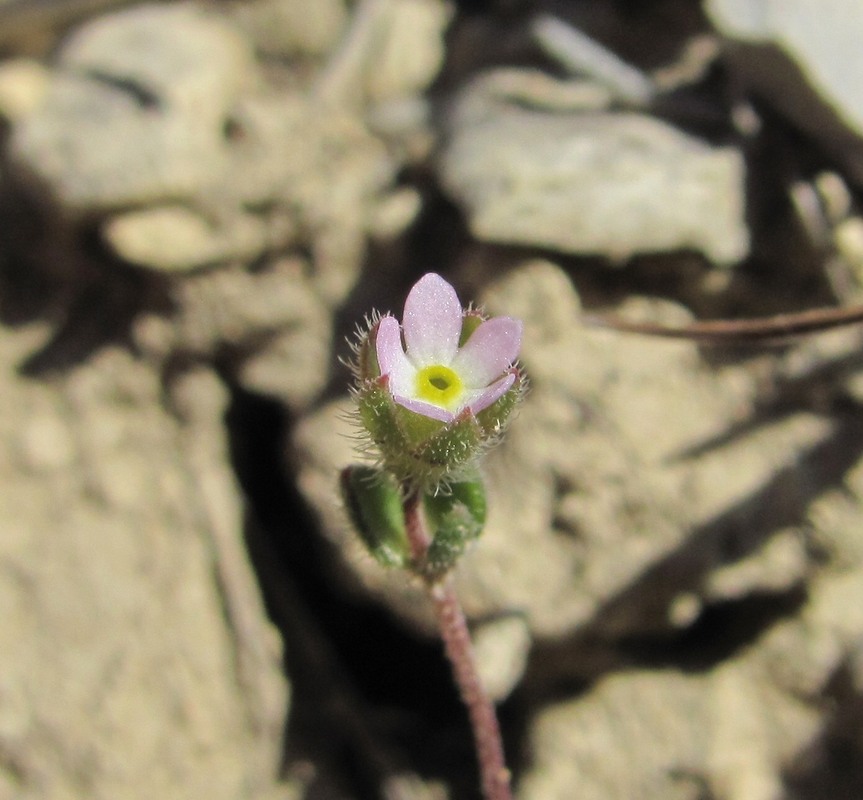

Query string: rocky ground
3 1 863 799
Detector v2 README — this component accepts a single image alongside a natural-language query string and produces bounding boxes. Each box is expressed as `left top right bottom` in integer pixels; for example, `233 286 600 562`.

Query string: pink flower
374 273 522 423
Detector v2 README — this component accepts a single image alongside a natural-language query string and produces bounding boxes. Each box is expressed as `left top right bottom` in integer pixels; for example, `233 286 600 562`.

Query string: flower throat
416 364 463 409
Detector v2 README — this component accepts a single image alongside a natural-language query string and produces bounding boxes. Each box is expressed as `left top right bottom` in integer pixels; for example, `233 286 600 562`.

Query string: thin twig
583 302 863 343
532 13 655 105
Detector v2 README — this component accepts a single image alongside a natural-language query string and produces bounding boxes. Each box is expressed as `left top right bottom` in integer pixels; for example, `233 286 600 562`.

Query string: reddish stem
403 491 513 800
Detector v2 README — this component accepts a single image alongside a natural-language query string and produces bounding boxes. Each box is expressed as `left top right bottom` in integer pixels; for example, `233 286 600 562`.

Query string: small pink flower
375 273 522 423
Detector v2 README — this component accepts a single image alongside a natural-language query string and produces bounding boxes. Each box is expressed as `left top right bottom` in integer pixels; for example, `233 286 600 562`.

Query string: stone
438 90 748 265
0 58 49 121
161 257 334 410
519 564 863 800
314 0 450 106
10 3 256 210
364 0 451 103
0 327 288 799
103 205 281 272
6 3 399 300
472 614 532 702
707 0 863 137
230 0 348 58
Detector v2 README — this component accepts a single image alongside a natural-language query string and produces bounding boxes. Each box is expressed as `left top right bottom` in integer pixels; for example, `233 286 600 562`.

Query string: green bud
340 465 410 568
421 476 487 580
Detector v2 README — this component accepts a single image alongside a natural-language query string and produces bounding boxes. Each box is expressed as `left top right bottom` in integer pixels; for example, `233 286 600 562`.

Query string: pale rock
238 322 332 412
168 258 333 410
707 0 863 137
103 205 281 272
315 0 450 106
10 3 256 210
0 329 288 799
17 413 76 472
231 0 348 57
438 94 748 265
0 58 49 121
364 0 451 103
472 614 532 702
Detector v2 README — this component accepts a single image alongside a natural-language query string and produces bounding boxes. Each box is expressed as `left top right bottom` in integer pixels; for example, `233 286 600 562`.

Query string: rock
157 257 333 411
0 58 49 121
707 0 863 137
230 0 348 58
6 3 401 302
103 205 286 272
472 614 532 702
314 0 450 106
437 84 748 265
364 0 452 103
0 328 288 799
706 0 863 187
238 321 333 413
520 562 863 800
10 2 257 210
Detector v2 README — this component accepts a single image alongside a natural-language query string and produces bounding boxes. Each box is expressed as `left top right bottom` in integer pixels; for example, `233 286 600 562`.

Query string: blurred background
3 1 863 798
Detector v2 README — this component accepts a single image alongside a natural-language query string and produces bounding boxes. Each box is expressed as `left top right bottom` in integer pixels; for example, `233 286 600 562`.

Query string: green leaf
340 465 409 568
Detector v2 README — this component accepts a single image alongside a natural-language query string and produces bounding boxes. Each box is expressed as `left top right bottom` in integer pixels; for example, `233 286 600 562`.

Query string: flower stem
403 491 513 800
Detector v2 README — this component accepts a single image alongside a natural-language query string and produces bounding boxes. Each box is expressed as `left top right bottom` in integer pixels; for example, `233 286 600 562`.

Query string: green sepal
356 321 382 381
458 310 486 346
354 366 525 490
356 380 485 488
340 465 410 568
475 369 524 438
422 476 487 579
357 379 411 455
412 410 483 477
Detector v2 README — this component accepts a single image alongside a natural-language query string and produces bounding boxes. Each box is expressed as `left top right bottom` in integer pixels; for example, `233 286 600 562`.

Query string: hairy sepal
340 465 409 568
422 476 487 580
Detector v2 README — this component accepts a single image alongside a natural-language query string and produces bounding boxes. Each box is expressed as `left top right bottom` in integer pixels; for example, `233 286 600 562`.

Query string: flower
375 273 522 422
352 273 525 487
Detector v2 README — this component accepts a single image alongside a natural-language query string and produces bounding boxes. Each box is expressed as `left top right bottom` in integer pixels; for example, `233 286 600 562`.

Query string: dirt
3 2 863 799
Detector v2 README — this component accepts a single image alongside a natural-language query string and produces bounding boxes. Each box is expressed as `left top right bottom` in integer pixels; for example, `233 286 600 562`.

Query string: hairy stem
403 491 513 800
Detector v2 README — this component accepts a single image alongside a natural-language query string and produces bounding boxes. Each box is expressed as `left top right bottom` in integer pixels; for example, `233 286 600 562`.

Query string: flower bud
422 476 487 580
340 465 410 568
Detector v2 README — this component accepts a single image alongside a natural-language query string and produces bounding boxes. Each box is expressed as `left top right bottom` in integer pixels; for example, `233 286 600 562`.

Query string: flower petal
451 317 522 388
375 315 415 396
392 394 456 423
402 273 462 368
465 371 517 414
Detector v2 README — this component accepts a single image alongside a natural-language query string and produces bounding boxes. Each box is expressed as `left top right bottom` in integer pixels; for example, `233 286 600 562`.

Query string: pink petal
392 394 456 423
465 371 516 414
402 273 462 368
451 317 522 388
375 315 416 397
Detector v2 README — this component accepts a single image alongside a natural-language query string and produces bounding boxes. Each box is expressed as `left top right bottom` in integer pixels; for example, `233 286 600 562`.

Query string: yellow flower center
415 364 464 410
